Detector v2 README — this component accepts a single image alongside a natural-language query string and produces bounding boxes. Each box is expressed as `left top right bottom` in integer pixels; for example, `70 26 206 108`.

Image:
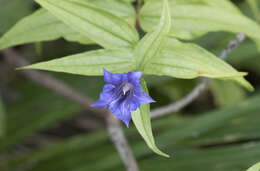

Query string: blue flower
91 68 155 127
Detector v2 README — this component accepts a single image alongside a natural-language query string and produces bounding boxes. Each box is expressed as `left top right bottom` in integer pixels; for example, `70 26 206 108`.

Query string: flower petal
91 99 108 108
102 84 115 93
134 92 155 105
103 68 126 85
91 84 115 108
130 100 140 111
127 71 143 90
128 71 143 81
93 69 155 127
109 100 132 127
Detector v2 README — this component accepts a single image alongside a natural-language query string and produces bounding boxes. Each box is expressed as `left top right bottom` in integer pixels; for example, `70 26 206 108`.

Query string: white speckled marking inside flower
122 82 134 95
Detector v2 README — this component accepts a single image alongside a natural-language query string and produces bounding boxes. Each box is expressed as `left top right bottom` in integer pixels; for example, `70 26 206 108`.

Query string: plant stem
135 0 142 30
137 0 142 13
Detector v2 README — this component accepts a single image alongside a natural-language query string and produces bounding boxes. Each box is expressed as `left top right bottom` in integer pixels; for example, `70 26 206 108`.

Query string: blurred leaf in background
140 0 260 51
0 0 33 35
1 92 260 170
0 73 104 151
210 80 246 108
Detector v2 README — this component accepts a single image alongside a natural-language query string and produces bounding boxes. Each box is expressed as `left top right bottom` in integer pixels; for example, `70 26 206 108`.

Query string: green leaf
119 0 135 3
144 37 254 91
194 30 260 74
36 0 139 49
83 0 137 26
247 162 260 171
0 99 5 138
131 79 169 158
0 9 92 50
22 49 136 76
0 0 137 50
23 37 253 91
140 0 260 51
134 0 171 69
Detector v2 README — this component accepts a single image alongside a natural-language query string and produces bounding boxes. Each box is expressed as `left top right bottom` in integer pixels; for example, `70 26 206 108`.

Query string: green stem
137 0 142 13
135 0 142 30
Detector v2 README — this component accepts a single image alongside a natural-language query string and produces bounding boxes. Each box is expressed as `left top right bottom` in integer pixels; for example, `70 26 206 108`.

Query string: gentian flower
91 68 155 127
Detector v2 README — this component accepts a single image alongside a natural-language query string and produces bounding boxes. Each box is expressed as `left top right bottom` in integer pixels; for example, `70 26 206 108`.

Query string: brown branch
1 48 139 171
151 78 210 118
107 113 139 171
2 48 106 118
151 33 246 119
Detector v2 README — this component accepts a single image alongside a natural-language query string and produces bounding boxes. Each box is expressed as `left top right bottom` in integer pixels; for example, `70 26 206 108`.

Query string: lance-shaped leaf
144 37 253 91
35 0 139 49
83 0 136 26
0 0 137 50
132 79 169 157
23 37 253 91
134 0 171 69
143 0 242 14
22 49 136 75
140 0 260 51
0 9 92 50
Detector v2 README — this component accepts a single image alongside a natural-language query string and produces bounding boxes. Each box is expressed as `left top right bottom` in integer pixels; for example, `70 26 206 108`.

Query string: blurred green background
0 0 260 170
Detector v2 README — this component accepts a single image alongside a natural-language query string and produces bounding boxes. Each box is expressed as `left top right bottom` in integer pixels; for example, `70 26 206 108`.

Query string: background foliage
0 0 260 170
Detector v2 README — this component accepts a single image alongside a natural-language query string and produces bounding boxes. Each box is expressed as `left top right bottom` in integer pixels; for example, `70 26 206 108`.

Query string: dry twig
107 113 139 171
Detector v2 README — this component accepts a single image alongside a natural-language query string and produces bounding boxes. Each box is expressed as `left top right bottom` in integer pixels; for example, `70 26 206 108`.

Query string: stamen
110 82 134 106
122 82 133 95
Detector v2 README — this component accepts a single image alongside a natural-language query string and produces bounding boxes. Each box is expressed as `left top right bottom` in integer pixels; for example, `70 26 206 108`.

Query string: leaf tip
245 82 255 92
15 66 27 71
151 145 170 158
160 152 170 158
16 64 36 71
